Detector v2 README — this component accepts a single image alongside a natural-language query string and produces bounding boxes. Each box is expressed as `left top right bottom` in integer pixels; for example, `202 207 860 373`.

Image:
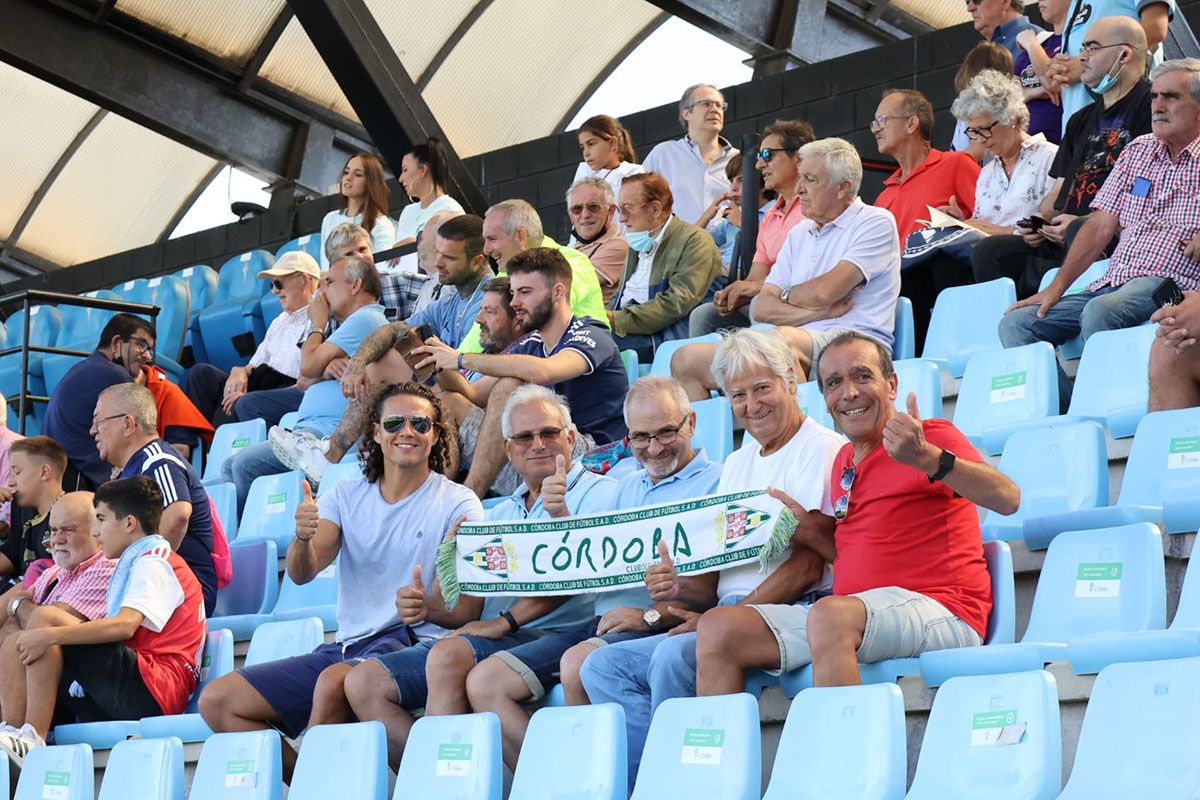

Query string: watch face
643 609 661 625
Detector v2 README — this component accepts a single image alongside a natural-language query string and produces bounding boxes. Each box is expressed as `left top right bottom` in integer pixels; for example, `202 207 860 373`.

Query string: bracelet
295 531 315 543
500 610 520 633
457 353 465 371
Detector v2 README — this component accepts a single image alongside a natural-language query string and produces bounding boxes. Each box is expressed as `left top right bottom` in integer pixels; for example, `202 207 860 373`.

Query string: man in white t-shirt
580 328 844 791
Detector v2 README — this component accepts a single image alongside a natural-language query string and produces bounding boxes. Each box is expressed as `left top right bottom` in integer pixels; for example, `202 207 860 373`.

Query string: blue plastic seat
648 333 721 377
692 396 733 462
189 730 281 800
394 712 502 800
56 290 121 350
1056 657 1200 799
138 629 235 743
52 720 139 750
271 565 338 630
631 693 760 800
1037 260 1111 360
196 250 275 371
290 722 388 800
206 481 239 542
796 380 835 429
919 524 1165 686
244 617 325 664
274 233 322 263
763 683 905 800
1053 324 1153 439
97 737 184 800
892 296 915 361
278 411 300 430
175 265 219 313
208 541 279 639
510 704 626 800
905 670 1061 799
922 278 1015 377
316 462 361 497
236 470 304 548
982 422 1108 542
0 305 63 402
953 342 1059 455
14 743 93 800
893 358 944 419
620 350 639 384
203 420 267 485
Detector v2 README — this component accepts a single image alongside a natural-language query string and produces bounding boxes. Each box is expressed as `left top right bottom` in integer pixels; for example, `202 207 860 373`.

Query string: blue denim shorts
489 619 599 701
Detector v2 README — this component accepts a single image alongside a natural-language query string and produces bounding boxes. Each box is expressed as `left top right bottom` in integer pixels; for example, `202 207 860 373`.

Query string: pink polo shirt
753 194 805 267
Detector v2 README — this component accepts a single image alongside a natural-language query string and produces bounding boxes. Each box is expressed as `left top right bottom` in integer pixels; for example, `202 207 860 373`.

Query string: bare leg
0 627 27 725
344 660 417 771
463 377 522 498
806 596 867 687
465 657 535 771
21 644 63 740
424 637 478 716
307 662 355 727
559 642 599 705
774 326 815 382
695 607 782 696
199 673 300 780
1149 339 1200 412
670 344 719 402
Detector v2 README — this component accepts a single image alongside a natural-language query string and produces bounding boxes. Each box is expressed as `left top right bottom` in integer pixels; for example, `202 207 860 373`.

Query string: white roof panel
115 0 287 65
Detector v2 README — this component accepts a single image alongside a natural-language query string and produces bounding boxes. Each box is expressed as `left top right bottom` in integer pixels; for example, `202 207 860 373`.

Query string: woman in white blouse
318 152 395 269
394 137 464 247
572 115 644 206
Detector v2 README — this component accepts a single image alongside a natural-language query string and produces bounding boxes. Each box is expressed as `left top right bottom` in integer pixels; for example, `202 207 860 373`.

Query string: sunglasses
508 427 566 447
380 414 433 434
833 466 856 521
757 147 792 163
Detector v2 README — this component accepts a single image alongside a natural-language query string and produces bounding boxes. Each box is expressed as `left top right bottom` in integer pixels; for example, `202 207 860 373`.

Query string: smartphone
393 324 438 385
1153 277 1185 309
1027 215 1047 231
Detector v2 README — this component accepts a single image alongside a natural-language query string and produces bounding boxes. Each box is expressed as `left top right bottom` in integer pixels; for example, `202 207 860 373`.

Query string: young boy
0 437 68 587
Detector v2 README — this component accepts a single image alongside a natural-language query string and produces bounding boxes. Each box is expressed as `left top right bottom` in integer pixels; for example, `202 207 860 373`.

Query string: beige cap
257 251 321 280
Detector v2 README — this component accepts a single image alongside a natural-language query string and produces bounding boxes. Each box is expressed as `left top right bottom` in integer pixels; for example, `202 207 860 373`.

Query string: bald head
48 491 100 570
1081 16 1148 90
418 210 461 272
1092 15 1148 55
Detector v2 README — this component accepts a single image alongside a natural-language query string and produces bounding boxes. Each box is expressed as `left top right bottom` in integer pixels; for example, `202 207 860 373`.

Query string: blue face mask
1093 52 1125 95
626 230 656 253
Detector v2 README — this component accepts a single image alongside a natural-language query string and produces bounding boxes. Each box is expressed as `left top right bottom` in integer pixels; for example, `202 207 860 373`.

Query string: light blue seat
394 712 502 800
982 422 1108 542
236 470 304 548
1056 657 1200 799
175 264 219 313
14 743 93 800
893 358 943 419
1037 260 1110 360
208 540 279 640
55 290 121 350
203 419 267 485
510 704 626 800
274 233 322 263
255 291 283 331
97 737 184 800
52 720 138 749
953 342 1059 455
271 565 338 631
291 722 388 800
1052 324 1153 439
919 524 1165 686
905 670 1061 800
122 275 192 363
922 278 1015 378
189 730 282 800
692 396 733 463
892 296 915 360
243 617 325 664
316 462 361 497
1024 408 1200 547
0 305 63 402
648 333 721 377
196 250 275 371
138 629 235 743
278 411 300 430
763 683 905 800
620 349 639 384
796 380 835 429
206 481 239 542
631 693 760 800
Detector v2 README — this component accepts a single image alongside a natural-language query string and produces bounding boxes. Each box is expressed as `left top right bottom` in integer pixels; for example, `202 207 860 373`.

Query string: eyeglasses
628 416 690 448
686 99 728 112
91 413 129 428
380 414 433 434
507 427 566 447
963 120 1000 141
568 202 606 216
757 147 793 163
869 115 906 131
832 466 856 521
1079 41 1133 55
616 202 647 218
125 336 154 356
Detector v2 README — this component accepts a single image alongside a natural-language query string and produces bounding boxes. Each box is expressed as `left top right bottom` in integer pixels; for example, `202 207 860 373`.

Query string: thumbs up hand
883 392 939 472
646 539 680 602
542 454 570 518
295 480 319 542
396 565 430 624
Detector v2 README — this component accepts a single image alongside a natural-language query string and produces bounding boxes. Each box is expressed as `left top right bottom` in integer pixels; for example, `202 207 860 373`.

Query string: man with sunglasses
691 331 1018 697
567 177 628 306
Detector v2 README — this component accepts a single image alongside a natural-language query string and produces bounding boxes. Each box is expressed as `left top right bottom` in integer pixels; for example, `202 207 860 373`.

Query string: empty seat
648 333 721 377
196 250 275 372
0 305 63 402
395 712 502 800
274 234 322 263
271 565 338 630
692 396 733 462
208 541 280 640
631 693 760 800
510 704 626 800
893 296 915 361
243 617 325 665
203 420 267 485
1053 324 1153 439
316 462 361 497
905 670 1061 799
893 358 944 419
206 481 239 541
138 629 235 743
14 743 93 800
175 265 219 314
236 470 304 548
919 524 1165 686
620 349 639 384
796 380 835 429
953 342 1059 455
922 278 1015 378
97 737 184 800
763 683 905 800
55 290 121 350
1056 657 1200 799
189 730 281 800
290 722 388 800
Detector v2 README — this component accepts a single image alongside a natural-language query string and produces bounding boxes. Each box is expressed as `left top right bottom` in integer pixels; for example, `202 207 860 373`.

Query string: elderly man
608 173 722 360
1002 58 1200 413
94 383 217 614
643 84 738 225
969 0 1041 56
567 178 629 305
581 328 845 791
183 251 320 427
693 331 1018 695
338 385 616 771
671 138 901 401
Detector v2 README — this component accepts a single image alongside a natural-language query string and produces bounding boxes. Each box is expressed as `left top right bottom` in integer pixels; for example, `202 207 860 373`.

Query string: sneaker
0 723 44 768
269 427 331 488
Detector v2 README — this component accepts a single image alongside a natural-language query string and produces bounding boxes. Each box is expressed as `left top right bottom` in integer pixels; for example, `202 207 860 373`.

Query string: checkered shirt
31 549 116 621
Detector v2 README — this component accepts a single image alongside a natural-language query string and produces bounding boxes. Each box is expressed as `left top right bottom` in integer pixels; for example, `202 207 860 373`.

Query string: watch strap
500 610 520 633
929 449 956 483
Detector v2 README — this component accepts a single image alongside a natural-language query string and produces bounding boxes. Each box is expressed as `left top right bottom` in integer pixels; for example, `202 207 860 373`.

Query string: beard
518 296 553 332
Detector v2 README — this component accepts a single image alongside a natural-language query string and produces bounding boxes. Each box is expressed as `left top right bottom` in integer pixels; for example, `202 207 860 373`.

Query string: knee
695 607 752 661
806 596 864 654
559 643 595 689
490 377 523 403
997 309 1033 347
199 675 238 728
311 663 350 704
344 661 393 717
426 638 476 685
669 345 696 378
464 658 509 708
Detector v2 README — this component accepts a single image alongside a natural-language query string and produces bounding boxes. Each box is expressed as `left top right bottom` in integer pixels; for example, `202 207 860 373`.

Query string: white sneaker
0 723 44 767
269 427 331 487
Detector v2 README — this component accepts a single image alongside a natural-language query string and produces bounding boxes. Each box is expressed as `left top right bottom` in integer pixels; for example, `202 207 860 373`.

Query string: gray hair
799 138 863 195
486 199 543 246
623 375 691 424
679 83 722 129
501 384 575 440
1151 58 1200 102
331 254 382 301
710 328 796 394
565 177 615 207
951 69 1030 129
323 222 370 263
98 383 157 436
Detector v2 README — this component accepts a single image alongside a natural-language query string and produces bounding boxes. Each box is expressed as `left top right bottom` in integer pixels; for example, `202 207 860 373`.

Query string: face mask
626 230 656 253
1093 52 1124 95
571 224 608 246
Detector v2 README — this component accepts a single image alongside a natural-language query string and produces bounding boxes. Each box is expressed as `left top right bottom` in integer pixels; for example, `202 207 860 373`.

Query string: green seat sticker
1076 562 1122 597
971 710 1017 746
42 771 70 800
435 743 473 777
266 492 288 513
1168 436 1200 470
231 437 250 450
224 759 256 788
681 728 725 765
990 372 1026 404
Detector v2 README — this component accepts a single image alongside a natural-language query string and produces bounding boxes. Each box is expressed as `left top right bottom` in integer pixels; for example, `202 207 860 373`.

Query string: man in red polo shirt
692 331 1019 692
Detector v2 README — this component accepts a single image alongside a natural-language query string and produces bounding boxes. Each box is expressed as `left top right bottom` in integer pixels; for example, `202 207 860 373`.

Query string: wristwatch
928 449 957 483
9 596 25 617
500 610 520 633
642 608 662 631
779 288 792 305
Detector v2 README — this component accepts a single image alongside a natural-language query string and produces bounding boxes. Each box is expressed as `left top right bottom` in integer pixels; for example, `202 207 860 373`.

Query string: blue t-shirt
508 317 629 445
990 15 1041 57
44 351 131 489
597 451 724 615
407 277 490 348
297 303 389 436
118 439 217 611
481 462 618 630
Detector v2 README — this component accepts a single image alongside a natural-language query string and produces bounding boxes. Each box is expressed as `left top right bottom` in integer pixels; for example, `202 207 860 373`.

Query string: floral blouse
971 133 1059 227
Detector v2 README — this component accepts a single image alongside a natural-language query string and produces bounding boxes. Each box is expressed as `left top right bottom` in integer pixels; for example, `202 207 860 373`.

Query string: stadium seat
631 693 760 800
796 380 835 429
1050 324 1153 439
290 722 388 800
395 712 502 800
905 670 1061 799
14 743 93 800
195 250 275 372
649 333 720 377
692 396 733 462
922 278 1015 378
893 358 944 419
919 524 1165 686
255 290 283 331
271 564 338 631
206 481 239 541
316 462 361 497
43 283 119 391
953 342 1059 455
1023 407 1200 548
121 275 192 363
97 736 184 800
236 470 304 548
892 296 915 361
202 419 267 485
0 304 63 403
138 629 236 743
510 704 626 800
620 349 639 384
274 233 322 263
278 411 300 430
762 683 905 800
981 421 1108 542
208 540 279 640
175 265 219 313
1056 657 1200 799
1037 260 1111 360
189 730 282 800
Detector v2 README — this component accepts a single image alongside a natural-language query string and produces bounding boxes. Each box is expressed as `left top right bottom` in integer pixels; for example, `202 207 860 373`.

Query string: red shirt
875 149 981 242
831 419 991 639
